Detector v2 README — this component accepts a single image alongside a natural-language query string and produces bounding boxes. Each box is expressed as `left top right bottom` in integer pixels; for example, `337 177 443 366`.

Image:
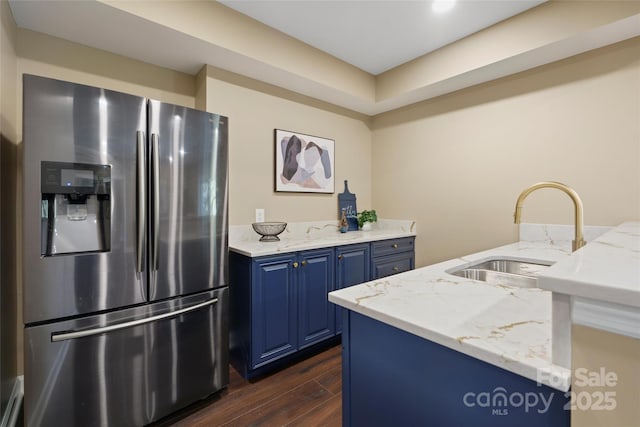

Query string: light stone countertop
229 219 416 257
537 222 640 308
329 236 579 392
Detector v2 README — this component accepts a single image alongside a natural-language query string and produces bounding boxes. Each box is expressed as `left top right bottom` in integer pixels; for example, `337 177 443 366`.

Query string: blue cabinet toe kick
341 311 569 427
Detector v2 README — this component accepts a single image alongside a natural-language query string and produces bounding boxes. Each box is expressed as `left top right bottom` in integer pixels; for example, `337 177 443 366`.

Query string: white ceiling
219 0 546 75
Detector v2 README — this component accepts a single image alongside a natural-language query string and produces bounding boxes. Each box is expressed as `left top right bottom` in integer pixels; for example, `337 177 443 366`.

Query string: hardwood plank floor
155 344 342 426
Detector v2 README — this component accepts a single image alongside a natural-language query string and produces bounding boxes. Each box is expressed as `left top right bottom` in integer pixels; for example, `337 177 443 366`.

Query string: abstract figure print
275 129 335 193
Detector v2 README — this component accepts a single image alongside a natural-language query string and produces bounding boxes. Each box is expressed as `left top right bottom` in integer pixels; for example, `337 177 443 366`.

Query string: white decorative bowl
252 222 287 242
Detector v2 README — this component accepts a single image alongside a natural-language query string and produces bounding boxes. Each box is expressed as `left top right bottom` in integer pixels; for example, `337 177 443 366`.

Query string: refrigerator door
148 101 228 301
24 288 228 427
23 75 148 324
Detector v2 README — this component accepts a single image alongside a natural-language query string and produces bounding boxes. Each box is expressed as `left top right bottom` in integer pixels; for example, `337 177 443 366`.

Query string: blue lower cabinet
251 254 298 367
230 248 336 379
230 237 415 379
335 244 370 334
298 249 335 348
341 310 570 427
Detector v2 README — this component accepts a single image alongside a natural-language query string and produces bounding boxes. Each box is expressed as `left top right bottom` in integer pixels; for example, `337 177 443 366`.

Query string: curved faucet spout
513 181 586 252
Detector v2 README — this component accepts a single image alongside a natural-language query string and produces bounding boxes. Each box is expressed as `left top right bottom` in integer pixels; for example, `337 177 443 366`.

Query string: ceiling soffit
8 0 640 115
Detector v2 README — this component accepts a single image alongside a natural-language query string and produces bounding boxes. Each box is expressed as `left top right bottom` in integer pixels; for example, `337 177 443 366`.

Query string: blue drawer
371 237 414 257
371 252 414 279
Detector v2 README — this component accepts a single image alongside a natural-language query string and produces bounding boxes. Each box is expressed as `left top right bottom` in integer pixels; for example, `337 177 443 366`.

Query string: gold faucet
514 181 586 252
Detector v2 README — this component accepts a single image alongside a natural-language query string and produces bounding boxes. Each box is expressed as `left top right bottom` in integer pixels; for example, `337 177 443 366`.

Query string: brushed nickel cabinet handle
392 244 398 249
337 255 343 260
393 266 399 271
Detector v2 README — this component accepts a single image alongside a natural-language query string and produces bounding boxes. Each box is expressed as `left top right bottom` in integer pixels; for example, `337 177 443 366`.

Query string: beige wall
0 0 19 408
572 325 640 427
372 37 640 268
201 66 373 225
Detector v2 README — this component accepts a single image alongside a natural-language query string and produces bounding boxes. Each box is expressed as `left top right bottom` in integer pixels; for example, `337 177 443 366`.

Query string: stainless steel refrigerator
22 74 229 426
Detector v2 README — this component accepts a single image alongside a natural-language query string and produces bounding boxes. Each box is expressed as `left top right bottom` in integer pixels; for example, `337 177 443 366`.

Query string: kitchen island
329 223 618 427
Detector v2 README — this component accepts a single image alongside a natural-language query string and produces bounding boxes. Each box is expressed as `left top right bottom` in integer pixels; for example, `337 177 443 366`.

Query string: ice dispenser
41 161 111 256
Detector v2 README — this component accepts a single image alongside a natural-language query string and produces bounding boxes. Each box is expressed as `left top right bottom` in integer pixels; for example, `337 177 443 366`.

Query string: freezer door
24 288 228 427
23 75 148 323
148 101 228 300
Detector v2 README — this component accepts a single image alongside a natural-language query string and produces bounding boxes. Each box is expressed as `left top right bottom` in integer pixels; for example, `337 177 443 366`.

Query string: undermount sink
447 258 553 288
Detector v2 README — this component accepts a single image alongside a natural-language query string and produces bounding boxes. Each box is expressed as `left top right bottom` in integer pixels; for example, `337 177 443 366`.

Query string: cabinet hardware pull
393 266 399 271
337 255 343 260
392 244 398 249
293 262 299 268
301 260 307 266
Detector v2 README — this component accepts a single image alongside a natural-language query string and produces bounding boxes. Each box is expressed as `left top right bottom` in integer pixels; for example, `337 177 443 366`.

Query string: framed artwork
275 129 335 193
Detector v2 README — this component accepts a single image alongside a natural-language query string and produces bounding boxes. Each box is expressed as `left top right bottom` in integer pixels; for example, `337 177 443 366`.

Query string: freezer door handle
50 297 219 342
136 131 146 274
151 133 160 272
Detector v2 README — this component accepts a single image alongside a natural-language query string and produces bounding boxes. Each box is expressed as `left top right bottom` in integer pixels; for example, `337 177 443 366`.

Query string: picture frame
274 129 335 193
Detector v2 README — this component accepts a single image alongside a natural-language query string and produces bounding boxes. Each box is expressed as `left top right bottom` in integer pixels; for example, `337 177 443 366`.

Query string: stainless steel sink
447 258 553 288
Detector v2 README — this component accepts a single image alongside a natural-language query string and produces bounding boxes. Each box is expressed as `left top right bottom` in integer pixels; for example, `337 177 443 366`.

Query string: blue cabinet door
251 254 297 368
335 244 370 333
297 248 335 349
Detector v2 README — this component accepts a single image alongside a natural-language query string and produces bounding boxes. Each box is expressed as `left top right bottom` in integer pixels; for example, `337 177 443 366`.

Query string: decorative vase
361 221 373 231
339 209 349 233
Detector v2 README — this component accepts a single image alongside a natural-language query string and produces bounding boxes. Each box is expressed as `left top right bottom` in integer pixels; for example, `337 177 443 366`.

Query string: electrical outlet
255 209 265 223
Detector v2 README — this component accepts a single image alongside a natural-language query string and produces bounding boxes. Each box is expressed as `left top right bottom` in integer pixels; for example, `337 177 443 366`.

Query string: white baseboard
0 375 23 427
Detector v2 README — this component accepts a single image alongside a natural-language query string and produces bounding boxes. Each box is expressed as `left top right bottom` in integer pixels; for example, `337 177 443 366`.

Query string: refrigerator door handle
151 133 160 272
51 297 219 342
136 131 146 274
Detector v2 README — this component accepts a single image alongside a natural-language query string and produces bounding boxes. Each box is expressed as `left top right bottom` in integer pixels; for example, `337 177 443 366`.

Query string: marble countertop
229 219 416 257
329 237 575 392
537 222 640 308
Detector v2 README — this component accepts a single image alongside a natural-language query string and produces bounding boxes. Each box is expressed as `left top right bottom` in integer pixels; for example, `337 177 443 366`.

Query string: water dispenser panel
41 162 111 256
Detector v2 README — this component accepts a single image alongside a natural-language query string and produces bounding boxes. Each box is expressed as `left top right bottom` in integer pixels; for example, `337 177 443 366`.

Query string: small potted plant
358 209 377 231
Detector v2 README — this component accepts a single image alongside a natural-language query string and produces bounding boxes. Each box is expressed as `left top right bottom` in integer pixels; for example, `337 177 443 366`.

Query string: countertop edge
539 276 640 308
229 230 416 257
537 222 640 309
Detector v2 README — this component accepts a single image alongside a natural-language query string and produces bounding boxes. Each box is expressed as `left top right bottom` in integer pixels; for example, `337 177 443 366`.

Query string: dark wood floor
158 344 342 426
